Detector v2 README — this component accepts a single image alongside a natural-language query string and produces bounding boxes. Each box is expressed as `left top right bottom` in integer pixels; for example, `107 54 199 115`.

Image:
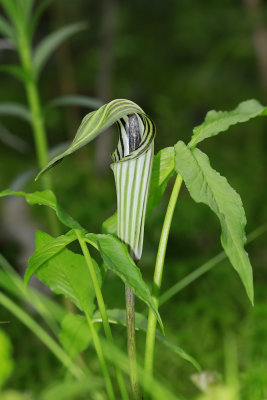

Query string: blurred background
0 0 267 399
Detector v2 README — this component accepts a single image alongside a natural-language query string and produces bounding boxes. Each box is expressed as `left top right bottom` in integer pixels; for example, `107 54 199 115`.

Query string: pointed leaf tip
175 141 254 305
189 99 265 148
36 99 155 180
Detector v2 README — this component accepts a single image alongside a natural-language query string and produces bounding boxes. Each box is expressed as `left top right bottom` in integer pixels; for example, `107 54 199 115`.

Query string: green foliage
24 230 77 285
0 65 30 83
102 212 117 235
175 141 254 304
147 146 175 216
0 254 66 330
33 230 100 316
0 190 83 230
29 0 54 39
0 391 32 400
0 103 31 122
0 330 14 388
59 314 92 359
93 309 201 371
36 99 154 180
189 99 265 148
86 233 163 331
39 380 103 400
45 95 102 111
0 16 15 41
33 22 88 80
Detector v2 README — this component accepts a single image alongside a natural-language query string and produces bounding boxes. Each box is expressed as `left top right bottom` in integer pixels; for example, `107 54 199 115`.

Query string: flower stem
84 309 116 400
144 173 183 384
125 285 140 400
75 230 129 400
16 24 60 236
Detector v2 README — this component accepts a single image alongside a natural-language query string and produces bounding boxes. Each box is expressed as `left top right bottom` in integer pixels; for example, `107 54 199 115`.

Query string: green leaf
147 147 175 216
36 99 154 180
24 230 77 285
0 253 66 330
0 329 14 388
0 65 30 83
93 309 201 371
33 230 101 315
59 314 92 359
102 212 117 235
45 95 102 111
0 1 20 31
86 233 164 331
0 103 31 122
0 123 30 153
0 16 16 42
33 22 87 79
13 0 34 26
189 99 265 148
175 141 254 304
40 379 102 400
0 190 83 230
29 0 53 39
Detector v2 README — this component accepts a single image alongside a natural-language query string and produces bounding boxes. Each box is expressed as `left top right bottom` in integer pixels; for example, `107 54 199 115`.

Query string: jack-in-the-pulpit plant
1 97 267 400
112 112 155 398
37 99 156 399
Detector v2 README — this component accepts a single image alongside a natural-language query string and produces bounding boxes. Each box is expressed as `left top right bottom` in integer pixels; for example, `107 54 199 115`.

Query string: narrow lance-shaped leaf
36 99 154 179
0 102 31 123
0 189 83 230
0 65 30 83
189 99 266 148
0 16 16 42
0 123 30 153
33 22 88 79
29 0 54 39
45 95 102 112
175 141 254 304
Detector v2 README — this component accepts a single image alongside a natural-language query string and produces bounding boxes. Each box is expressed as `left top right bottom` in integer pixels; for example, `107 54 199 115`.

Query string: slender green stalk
0 291 84 380
100 338 180 400
144 173 183 384
16 23 59 235
75 230 129 400
83 309 116 400
125 285 140 400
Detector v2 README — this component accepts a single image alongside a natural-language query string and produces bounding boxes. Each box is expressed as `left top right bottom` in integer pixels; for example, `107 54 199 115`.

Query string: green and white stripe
36 99 155 180
112 113 155 261
36 99 155 261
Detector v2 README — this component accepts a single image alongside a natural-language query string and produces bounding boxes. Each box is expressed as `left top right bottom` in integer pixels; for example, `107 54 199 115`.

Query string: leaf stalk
75 230 129 400
125 285 140 399
16 22 59 235
144 173 183 385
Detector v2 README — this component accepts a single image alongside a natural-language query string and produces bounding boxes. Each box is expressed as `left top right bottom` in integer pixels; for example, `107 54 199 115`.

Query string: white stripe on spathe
111 113 154 262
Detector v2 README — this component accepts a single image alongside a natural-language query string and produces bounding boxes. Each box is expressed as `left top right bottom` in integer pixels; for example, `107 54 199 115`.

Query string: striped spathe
111 113 155 262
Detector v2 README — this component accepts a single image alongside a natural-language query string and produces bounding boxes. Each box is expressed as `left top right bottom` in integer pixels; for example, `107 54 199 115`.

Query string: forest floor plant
0 0 101 234
1 98 266 399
